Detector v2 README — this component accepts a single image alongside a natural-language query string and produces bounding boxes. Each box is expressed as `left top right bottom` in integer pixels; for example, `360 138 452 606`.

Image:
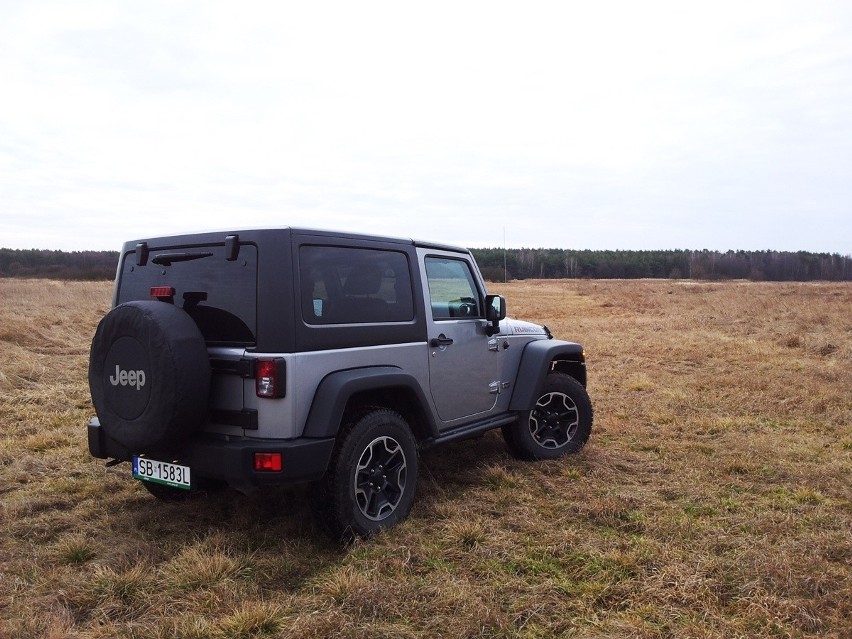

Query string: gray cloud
1 1 850 254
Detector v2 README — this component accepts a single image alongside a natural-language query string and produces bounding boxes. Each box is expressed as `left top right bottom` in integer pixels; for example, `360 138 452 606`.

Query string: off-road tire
503 372 592 460
313 409 418 543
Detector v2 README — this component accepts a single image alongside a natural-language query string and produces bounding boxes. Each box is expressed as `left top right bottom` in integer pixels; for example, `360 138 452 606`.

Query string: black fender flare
508 339 586 412
302 366 436 439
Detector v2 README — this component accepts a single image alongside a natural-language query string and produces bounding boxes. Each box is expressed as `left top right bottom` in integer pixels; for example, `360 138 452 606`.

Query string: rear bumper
88 417 335 491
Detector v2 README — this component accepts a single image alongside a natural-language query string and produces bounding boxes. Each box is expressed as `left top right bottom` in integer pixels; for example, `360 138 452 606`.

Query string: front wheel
503 372 593 460
313 409 418 542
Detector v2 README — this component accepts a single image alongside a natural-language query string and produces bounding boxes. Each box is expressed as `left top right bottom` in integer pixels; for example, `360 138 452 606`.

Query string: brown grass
1 278 850 638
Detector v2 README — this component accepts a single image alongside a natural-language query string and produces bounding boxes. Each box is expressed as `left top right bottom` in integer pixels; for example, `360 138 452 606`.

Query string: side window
300 246 414 325
425 257 482 320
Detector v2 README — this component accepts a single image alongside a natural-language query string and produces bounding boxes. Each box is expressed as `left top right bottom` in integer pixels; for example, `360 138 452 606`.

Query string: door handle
430 334 454 347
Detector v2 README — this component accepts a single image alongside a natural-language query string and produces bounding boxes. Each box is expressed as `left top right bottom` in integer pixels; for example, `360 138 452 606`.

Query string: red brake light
150 286 175 301
255 359 286 398
253 452 282 472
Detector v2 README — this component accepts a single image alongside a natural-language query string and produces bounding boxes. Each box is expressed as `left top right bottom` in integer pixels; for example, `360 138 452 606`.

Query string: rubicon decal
109 365 147 390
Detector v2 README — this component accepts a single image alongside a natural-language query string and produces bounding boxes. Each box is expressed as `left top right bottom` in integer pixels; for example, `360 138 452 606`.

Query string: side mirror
485 294 506 335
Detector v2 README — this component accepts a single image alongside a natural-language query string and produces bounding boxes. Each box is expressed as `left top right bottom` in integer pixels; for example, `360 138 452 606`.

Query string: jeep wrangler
87 228 592 539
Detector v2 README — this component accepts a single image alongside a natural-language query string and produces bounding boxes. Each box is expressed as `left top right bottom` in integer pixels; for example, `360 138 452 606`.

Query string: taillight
150 286 175 302
253 452 282 472
255 359 286 398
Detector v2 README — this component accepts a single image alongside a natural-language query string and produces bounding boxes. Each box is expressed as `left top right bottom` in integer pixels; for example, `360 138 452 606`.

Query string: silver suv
87 228 592 540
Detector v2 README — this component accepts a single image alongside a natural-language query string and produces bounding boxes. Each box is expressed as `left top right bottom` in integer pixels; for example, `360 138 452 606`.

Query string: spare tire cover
89 300 211 453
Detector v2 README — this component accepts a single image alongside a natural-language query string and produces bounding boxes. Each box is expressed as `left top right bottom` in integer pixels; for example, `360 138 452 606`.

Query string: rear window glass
117 244 257 346
300 246 414 325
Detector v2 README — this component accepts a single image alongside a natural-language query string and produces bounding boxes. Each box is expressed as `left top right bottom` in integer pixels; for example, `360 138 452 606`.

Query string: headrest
344 265 383 295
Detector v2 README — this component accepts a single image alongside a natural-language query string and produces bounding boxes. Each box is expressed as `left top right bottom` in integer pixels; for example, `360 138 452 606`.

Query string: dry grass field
1 278 850 639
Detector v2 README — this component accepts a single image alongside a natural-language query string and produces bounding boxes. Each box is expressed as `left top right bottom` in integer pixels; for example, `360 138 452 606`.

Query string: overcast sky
2 1 851 254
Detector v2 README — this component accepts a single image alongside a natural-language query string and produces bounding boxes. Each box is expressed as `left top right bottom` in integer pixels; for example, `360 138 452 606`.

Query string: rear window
117 244 257 346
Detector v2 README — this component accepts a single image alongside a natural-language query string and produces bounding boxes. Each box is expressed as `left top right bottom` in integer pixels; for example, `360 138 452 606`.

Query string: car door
419 250 504 426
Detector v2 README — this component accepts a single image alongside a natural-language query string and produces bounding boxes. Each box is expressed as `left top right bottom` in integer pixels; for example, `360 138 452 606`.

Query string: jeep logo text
109 365 146 390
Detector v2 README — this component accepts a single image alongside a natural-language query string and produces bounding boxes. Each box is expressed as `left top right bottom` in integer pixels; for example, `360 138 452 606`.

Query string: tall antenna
503 226 508 283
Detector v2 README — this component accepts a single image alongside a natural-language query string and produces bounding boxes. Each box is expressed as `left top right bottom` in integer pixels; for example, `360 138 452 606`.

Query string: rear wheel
503 372 592 460
313 409 418 542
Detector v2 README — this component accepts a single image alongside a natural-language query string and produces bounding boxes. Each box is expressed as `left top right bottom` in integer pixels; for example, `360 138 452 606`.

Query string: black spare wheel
89 300 210 453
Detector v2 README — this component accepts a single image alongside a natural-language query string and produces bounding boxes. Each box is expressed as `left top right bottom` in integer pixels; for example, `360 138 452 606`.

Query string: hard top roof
123 226 470 254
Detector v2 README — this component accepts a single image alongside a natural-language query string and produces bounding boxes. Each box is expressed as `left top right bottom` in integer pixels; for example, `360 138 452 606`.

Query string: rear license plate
132 456 191 490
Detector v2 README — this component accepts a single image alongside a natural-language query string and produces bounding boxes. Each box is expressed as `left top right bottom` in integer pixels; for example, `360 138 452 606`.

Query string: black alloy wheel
354 435 408 521
529 389 580 449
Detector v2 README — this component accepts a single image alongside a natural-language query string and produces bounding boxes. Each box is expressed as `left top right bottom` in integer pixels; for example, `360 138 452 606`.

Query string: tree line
0 249 119 280
1 247 850 281
470 248 852 281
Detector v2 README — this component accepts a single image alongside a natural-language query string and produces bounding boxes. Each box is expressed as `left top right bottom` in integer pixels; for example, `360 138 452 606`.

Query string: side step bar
420 413 518 450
